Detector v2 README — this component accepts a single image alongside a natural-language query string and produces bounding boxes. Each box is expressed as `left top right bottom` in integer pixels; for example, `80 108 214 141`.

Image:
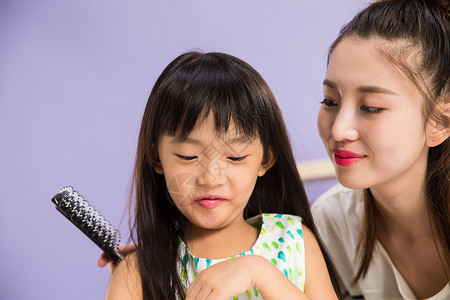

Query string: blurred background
0 0 367 299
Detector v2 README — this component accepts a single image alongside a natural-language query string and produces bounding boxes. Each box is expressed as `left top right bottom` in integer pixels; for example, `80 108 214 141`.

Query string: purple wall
0 1 366 299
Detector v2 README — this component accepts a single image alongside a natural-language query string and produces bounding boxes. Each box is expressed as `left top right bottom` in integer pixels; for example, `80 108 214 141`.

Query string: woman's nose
331 108 360 142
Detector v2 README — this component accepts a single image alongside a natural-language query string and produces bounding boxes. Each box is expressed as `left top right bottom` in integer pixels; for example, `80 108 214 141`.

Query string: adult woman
312 0 449 299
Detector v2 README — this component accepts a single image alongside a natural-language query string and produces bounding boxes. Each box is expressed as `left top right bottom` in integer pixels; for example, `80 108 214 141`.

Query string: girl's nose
331 108 360 142
196 157 227 187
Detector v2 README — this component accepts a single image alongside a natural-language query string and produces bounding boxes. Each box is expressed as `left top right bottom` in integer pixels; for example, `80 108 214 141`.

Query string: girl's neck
186 217 260 259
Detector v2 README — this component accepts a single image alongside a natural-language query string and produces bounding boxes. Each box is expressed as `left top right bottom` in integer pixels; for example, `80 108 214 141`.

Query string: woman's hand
98 243 137 273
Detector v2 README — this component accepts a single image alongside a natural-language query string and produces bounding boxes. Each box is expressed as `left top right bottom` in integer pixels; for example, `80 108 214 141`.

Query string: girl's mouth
195 195 225 209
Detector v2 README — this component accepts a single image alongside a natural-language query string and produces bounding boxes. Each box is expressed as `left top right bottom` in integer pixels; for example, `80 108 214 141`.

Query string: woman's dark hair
131 51 343 299
327 0 450 283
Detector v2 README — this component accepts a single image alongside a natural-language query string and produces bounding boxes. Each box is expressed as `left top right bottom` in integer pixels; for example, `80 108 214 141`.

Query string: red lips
332 149 365 166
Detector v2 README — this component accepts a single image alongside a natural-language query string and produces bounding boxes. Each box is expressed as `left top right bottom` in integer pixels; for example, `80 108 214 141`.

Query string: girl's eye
320 99 338 107
360 106 383 114
176 154 197 161
227 156 246 162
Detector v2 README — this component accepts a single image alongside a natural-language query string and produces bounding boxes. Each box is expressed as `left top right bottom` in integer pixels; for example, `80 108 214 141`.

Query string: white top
177 214 306 299
312 184 450 300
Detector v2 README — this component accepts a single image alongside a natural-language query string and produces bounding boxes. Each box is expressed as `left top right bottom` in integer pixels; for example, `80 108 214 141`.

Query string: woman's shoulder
105 252 143 299
311 184 364 244
311 184 363 218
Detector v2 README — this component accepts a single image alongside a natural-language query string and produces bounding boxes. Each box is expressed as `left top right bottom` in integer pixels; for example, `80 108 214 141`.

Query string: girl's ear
425 102 450 147
151 159 164 174
147 149 164 174
258 149 276 177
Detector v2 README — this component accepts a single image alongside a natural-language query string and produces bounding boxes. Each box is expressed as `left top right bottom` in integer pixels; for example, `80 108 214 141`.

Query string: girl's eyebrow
169 137 201 144
169 134 254 146
323 79 397 95
222 135 254 144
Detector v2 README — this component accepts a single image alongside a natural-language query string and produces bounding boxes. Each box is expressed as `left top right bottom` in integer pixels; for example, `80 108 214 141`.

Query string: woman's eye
227 156 246 162
320 99 338 106
176 154 197 161
360 106 383 114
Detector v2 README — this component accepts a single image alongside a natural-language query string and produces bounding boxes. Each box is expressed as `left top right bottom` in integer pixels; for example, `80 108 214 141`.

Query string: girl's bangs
157 60 262 141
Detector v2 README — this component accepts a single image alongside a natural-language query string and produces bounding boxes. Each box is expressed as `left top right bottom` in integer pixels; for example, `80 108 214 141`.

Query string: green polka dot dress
177 213 306 299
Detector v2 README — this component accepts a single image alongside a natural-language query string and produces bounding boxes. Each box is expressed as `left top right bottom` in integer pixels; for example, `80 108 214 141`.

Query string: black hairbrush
51 186 123 263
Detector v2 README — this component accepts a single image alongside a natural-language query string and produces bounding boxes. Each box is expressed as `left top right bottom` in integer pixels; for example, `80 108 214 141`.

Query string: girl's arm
105 252 143 299
295 225 337 299
256 225 336 299
186 225 337 300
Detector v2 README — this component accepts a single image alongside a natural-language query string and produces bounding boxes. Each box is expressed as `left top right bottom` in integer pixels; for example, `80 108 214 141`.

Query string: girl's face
317 37 430 191
154 116 271 232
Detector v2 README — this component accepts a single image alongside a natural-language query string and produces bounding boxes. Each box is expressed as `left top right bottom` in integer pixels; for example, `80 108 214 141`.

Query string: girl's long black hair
132 51 343 299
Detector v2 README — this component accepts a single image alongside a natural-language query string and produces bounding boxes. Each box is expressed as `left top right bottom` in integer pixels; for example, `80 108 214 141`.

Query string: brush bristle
54 186 122 258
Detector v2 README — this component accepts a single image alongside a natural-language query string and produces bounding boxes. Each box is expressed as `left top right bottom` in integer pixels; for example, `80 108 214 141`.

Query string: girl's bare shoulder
106 252 143 299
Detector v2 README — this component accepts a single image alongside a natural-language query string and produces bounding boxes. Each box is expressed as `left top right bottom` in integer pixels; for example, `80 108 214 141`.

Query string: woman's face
317 37 430 191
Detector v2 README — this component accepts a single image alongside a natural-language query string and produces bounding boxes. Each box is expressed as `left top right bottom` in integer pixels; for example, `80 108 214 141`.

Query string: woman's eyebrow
323 79 338 89
323 79 397 95
357 86 397 95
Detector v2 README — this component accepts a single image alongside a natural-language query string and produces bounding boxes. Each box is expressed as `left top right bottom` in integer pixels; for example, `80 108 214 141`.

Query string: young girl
106 51 341 299
312 0 450 299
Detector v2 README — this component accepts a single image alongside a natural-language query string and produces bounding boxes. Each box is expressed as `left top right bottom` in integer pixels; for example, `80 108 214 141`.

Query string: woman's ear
258 149 276 177
425 102 450 147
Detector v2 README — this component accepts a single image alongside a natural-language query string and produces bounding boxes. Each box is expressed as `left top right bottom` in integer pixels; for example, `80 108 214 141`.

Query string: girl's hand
98 243 137 273
186 226 338 300
185 255 308 300
185 255 259 300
